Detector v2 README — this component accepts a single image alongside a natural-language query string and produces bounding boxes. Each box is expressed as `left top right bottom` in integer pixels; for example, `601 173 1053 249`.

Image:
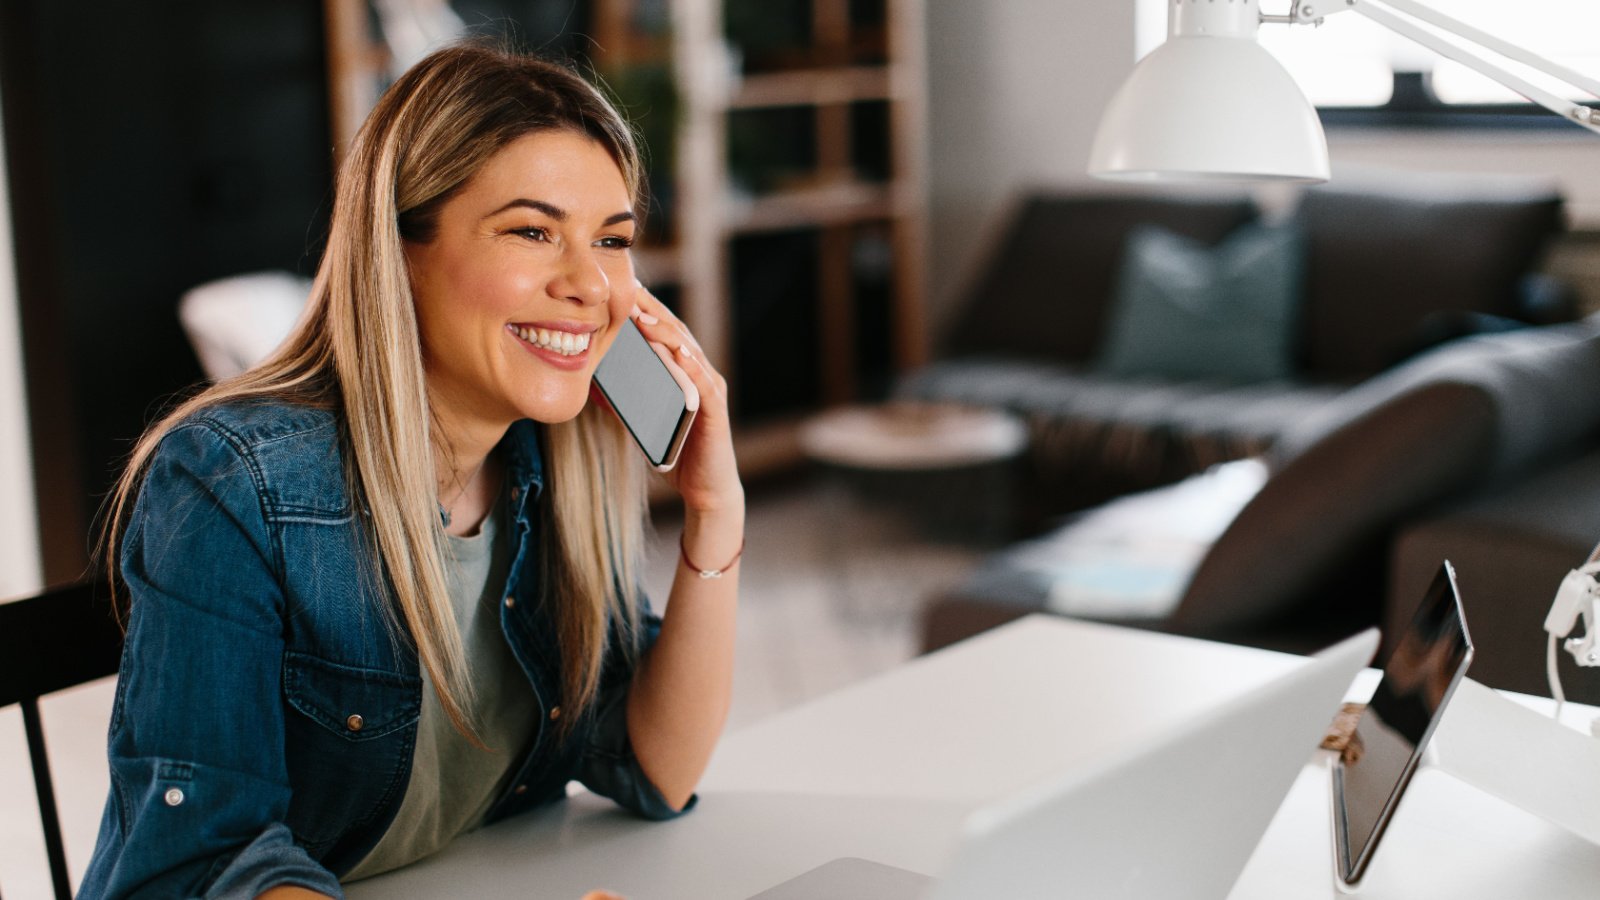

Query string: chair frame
0 580 123 900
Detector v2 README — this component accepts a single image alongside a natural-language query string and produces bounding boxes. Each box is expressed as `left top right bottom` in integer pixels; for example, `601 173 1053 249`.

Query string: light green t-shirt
343 492 538 882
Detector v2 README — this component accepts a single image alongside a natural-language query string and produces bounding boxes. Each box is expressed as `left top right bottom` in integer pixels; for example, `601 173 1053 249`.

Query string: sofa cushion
1296 175 1565 380
899 358 1339 512
1172 318 1600 639
1274 316 1600 478
941 194 1258 364
1170 381 1495 640
1098 221 1306 382
1388 451 1600 704
968 458 1268 621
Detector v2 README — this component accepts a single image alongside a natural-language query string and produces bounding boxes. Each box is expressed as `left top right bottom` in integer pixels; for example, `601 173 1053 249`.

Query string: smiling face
405 128 637 431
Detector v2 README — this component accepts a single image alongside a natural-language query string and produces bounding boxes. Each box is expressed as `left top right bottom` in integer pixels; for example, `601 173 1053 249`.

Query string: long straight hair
104 43 648 743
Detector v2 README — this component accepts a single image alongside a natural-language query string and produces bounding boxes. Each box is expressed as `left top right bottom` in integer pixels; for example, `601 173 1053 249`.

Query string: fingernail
639 312 660 325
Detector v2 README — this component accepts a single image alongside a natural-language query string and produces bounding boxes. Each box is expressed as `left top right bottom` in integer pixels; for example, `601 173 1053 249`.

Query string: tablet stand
1423 677 1600 845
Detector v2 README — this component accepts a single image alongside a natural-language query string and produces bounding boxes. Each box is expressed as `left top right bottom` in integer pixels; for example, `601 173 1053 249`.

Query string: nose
548 243 609 306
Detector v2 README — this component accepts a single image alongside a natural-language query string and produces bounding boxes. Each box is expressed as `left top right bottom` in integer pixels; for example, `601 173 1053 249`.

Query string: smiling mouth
511 324 592 357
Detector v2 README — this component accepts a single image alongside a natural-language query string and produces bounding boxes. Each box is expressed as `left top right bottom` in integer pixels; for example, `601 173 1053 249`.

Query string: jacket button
514 784 528 795
164 788 185 807
548 706 561 721
346 714 364 732
504 596 515 608
510 487 521 502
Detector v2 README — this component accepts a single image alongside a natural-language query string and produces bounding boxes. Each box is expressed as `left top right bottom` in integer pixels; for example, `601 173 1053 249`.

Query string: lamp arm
1353 0 1600 99
1290 0 1600 134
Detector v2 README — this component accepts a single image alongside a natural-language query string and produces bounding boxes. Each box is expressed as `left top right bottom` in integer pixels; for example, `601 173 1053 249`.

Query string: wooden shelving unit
322 0 386 165
727 180 897 233
604 0 929 479
728 66 897 109
323 0 929 481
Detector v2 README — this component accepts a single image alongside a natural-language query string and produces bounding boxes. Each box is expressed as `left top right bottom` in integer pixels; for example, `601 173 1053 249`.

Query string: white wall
0 68 43 601
924 0 1136 330
923 2 1600 334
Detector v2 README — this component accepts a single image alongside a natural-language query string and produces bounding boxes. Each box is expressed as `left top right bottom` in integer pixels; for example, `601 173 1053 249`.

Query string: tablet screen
1333 561 1474 886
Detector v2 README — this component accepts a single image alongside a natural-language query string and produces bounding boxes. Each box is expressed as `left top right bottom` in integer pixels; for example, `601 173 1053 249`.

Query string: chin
517 390 592 425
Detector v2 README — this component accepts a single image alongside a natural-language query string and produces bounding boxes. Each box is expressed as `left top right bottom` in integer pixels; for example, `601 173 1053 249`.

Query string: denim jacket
80 400 687 899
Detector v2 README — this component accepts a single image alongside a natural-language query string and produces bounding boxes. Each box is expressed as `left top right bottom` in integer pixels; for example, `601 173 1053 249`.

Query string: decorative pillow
940 195 1257 363
1096 221 1306 383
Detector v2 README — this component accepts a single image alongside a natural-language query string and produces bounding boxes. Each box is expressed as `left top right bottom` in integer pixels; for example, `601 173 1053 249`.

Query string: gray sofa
907 180 1600 703
904 180 1571 519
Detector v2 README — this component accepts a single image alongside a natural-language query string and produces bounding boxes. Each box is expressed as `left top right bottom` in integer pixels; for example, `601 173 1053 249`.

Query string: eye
596 234 636 250
511 226 551 243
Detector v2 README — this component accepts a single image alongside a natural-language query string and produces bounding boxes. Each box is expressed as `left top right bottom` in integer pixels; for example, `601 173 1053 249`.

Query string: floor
0 477 987 897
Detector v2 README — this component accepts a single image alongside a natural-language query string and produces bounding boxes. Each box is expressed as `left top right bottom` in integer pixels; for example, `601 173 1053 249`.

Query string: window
1135 0 1600 117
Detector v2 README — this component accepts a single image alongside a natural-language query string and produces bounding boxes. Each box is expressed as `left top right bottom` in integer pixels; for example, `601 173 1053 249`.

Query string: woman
80 42 741 898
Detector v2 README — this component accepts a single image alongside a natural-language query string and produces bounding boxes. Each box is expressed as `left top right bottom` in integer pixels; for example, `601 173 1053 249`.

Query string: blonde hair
104 43 648 743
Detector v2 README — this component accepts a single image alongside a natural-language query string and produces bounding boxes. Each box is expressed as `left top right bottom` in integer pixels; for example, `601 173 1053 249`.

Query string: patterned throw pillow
1097 221 1306 383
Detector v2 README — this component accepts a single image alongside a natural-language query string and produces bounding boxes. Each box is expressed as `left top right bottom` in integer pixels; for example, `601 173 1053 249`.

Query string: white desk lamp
1089 0 1600 184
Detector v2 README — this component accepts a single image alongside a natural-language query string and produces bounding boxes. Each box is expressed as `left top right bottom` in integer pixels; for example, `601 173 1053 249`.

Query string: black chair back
0 580 123 900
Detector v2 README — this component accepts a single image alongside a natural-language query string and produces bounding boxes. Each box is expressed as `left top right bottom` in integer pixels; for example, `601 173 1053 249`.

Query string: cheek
500 267 543 309
601 290 631 336
592 298 631 359
458 261 535 319
428 253 538 321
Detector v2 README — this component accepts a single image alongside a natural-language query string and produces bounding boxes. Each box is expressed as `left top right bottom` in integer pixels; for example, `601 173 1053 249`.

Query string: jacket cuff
578 680 698 822
204 822 344 898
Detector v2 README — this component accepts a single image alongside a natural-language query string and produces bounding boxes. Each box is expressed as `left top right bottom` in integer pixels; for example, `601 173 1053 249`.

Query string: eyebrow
488 198 636 227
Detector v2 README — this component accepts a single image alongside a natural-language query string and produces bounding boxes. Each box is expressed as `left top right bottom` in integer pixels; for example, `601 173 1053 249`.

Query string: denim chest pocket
281 651 421 862
283 652 420 739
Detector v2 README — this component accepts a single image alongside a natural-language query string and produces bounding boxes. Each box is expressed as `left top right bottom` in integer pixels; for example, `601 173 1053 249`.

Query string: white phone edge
645 338 699 473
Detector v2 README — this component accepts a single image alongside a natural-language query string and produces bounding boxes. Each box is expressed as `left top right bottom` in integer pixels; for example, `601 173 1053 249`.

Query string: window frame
1319 71 1600 132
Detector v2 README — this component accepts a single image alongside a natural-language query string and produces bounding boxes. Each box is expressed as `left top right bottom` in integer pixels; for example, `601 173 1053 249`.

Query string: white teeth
514 325 590 356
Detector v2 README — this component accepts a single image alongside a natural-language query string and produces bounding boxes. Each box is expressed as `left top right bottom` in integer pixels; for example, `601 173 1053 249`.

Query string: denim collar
438 419 545 527
502 418 546 499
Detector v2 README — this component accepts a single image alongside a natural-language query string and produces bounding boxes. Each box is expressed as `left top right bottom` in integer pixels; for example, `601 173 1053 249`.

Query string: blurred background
3 2 1600 895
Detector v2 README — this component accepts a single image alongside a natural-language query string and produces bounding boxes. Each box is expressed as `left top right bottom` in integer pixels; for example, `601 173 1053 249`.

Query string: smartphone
593 317 699 471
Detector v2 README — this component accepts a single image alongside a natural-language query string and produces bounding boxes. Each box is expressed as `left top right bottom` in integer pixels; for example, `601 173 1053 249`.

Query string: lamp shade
1089 34 1331 183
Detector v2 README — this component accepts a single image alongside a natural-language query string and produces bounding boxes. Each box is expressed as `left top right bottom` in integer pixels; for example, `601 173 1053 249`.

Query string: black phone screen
593 319 690 466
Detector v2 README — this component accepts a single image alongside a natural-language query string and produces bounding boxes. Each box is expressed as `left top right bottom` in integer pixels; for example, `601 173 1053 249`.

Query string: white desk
347 616 1600 898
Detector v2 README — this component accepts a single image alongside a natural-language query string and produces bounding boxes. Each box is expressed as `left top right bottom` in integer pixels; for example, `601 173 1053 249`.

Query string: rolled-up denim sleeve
80 421 342 899
575 600 697 821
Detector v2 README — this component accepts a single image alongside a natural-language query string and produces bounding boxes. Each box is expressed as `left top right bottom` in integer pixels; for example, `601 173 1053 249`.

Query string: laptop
750 628 1379 900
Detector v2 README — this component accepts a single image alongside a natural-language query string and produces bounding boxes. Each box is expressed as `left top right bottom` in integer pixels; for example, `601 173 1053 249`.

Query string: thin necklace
440 455 489 527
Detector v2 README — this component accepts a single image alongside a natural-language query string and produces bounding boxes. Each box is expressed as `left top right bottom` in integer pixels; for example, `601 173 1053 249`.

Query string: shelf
728 66 896 110
725 180 904 234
